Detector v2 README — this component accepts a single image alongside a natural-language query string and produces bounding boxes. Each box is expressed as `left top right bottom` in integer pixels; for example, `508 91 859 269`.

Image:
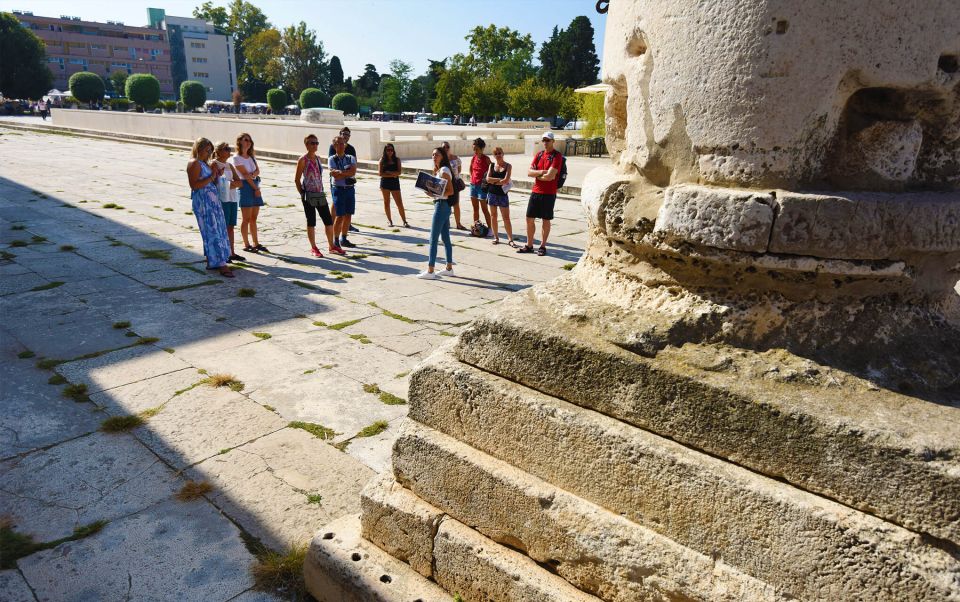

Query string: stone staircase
304 276 960 601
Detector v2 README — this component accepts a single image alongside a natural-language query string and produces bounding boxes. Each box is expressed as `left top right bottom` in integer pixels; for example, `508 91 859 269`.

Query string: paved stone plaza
0 125 586 601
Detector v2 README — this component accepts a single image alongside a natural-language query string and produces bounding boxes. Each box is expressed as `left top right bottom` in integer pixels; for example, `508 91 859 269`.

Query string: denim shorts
487 192 509 207
470 183 488 200
220 201 238 227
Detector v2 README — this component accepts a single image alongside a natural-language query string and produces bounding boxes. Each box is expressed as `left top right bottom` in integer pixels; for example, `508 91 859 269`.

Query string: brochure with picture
415 171 448 199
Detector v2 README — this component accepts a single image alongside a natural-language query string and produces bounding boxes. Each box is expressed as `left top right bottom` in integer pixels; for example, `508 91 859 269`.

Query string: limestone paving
0 126 586 600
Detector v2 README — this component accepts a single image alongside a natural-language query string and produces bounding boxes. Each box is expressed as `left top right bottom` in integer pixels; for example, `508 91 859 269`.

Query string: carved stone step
454 280 960 544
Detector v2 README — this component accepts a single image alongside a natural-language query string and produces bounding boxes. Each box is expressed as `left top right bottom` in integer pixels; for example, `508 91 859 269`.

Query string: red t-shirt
531 150 563 195
470 153 491 185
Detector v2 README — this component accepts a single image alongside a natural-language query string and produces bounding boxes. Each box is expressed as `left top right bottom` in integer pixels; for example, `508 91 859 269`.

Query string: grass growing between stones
349 333 372 344
139 407 162 419
0 251 15 260
356 420 389 438
17 350 35 359
59 245 76 252
395 371 410 379
306 494 322 505
138 249 171 260
62 383 90 402
252 332 272 340
291 280 323 291
369 302 415 323
10 224 25 230
205 374 245 392
112 321 131 329
363 384 407 406
329 270 353 280
30 281 64 292
158 280 220 293
0 518 108 569
288 421 338 441
238 288 256 297
327 319 360 331
100 415 145 432
8 240 28 247
175 480 213 501
250 542 308 600
47 374 67 385
562 263 577 271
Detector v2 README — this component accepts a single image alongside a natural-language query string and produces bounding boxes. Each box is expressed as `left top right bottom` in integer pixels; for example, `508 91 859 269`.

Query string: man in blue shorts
329 135 358 248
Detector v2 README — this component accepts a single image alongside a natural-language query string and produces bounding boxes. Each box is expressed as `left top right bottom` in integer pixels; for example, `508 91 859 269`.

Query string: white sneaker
441 267 455 277
416 270 439 280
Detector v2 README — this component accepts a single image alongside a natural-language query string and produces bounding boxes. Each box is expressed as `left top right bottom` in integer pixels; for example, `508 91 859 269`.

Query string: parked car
414 116 431 124
438 117 453 125
564 120 585 130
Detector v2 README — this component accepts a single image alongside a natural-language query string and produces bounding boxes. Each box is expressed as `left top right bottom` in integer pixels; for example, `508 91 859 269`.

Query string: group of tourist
186 128 564 280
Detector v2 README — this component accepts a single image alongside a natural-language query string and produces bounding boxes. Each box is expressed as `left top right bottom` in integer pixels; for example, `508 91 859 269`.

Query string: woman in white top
417 146 456 279
441 141 467 230
213 141 244 261
229 132 268 253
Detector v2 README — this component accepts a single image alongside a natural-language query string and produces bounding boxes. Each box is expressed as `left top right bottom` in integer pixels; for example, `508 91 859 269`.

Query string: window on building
191 57 208 63
190 42 206 49
193 72 209 78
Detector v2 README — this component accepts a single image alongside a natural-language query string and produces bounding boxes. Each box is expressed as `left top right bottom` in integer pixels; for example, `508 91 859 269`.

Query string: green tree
279 21 326 98
328 56 344 92
243 28 282 87
378 76 401 113
459 76 509 119
299 88 328 109
180 80 207 111
125 74 160 111
109 70 128 97
355 64 380 97
332 92 358 115
538 16 599 88
459 25 535 87
0 12 54 100
432 67 468 115
68 72 105 108
266 88 287 113
192 1 228 32
507 78 564 119
387 59 413 110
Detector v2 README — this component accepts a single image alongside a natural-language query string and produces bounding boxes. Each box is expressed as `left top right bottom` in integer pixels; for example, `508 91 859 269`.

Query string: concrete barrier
50 109 380 160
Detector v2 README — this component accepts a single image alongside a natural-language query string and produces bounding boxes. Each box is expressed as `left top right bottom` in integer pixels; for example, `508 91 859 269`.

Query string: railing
564 137 607 158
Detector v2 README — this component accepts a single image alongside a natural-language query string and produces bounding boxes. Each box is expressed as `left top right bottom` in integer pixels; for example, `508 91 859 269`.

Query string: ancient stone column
305 2 960 600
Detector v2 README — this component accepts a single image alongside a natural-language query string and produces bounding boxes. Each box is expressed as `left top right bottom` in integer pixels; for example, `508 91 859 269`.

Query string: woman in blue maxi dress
187 138 233 277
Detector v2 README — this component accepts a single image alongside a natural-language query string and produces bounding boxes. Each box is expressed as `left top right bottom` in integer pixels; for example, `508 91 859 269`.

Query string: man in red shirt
469 137 492 232
519 132 562 256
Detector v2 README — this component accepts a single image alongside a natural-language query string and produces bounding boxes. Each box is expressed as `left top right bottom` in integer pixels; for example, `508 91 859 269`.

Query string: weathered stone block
407 353 960 599
454 289 960 544
393 421 788 602
653 185 775 252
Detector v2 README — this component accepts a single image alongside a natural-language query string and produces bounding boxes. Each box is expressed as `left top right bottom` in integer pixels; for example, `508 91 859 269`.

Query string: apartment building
148 9 236 102
12 11 174 98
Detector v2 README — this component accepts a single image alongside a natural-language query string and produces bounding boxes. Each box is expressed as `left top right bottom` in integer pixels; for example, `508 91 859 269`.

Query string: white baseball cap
541 132 555 141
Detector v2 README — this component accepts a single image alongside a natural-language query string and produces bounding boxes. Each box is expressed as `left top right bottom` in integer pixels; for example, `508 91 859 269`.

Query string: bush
266 88 287 114
125 74 160 111
110 98 131 111
64 96 79 107
68 72 105 108
299 88 329 109
179 80 206 111
581 93 605 138
161 100 177 112
331 92 358 115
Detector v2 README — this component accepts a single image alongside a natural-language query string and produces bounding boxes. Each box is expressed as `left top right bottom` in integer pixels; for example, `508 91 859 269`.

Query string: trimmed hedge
331 92 358 115
299 88 329 109
68 72 105 107
266 88 287 113
125 74 160 111
179 80 206 111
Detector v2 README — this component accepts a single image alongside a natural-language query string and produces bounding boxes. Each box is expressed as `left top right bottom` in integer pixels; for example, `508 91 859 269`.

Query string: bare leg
541 219 551 247
481 200 492 228
226 226 236 254
501 206 514 242
392 190 407 224
490 206 499 240
454 203 464 228
324 224 336 248
249 206 261 246
526 217 536 248
471 196 480 223
381 189 393 224
240 207 253 247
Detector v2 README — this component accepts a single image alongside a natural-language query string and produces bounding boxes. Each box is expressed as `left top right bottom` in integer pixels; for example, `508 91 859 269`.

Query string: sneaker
310 247 323 258
416 270 439 280
339 238 356 248
329 246 347 256
441 267 455 277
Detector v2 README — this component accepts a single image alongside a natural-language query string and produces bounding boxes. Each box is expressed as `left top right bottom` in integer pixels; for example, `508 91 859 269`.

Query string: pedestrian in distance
417 146 456 280
378 143 409 227
519 131 563 256
485 147 517 247
229 132 268 253
186 137 233 278
295 134 344 258
212 141 244 261
329 135 358 248
469 137 492 233
441 141 468 230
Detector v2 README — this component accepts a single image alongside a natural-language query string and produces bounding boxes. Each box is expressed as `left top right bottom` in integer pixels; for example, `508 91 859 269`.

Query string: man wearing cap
519 132 563 256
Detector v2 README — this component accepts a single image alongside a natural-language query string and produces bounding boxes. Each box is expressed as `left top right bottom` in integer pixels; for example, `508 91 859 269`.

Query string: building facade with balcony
12 11 174 99
147 9 236 102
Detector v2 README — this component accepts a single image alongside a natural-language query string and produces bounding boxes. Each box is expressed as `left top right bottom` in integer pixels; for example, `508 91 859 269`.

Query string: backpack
536 150 567 188
470 221 489 238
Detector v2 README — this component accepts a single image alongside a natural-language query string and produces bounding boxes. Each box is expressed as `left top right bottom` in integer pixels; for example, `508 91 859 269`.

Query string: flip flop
508 241 518 248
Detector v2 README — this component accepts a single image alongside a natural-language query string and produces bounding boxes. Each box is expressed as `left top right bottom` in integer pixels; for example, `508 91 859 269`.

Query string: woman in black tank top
378 144 409 227
485 146 516 246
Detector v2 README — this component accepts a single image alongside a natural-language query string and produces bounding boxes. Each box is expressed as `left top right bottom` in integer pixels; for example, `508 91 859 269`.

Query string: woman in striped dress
186 137 233 277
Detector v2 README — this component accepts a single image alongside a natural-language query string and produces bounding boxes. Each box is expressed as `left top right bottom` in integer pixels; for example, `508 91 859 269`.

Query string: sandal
254 244 269 253
455 224 468 231
516 245 534 254
219 267 234 278
403 222 410 228
537 246 547 256
508 240 518 249
243 245 257 253
491 239 499 245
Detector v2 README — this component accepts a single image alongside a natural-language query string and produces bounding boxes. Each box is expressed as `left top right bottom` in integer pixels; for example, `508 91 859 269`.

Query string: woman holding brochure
416 146 456 280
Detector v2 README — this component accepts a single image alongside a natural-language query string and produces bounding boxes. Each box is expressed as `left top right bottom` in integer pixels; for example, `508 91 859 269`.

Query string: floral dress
191 161 231 268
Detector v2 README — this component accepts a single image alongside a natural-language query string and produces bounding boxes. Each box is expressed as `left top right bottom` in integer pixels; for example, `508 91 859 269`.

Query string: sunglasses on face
307 141 318 145
242 138 251 142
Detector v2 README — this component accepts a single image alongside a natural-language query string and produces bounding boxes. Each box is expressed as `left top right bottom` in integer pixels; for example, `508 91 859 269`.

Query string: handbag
453 175 465 193
305 191 328 207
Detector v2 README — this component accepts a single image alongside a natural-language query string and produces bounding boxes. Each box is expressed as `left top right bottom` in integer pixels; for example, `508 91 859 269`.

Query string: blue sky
5 1 607 78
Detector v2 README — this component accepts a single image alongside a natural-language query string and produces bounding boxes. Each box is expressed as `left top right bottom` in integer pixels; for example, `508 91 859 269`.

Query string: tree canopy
0 12 53 100
125 74 161 110
68 72 105 107
266 88 287 112
328 56 344 92
109 70 129 97
332 92 358 115
538 16 599 89
180 80 207 110
278 22 327 98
